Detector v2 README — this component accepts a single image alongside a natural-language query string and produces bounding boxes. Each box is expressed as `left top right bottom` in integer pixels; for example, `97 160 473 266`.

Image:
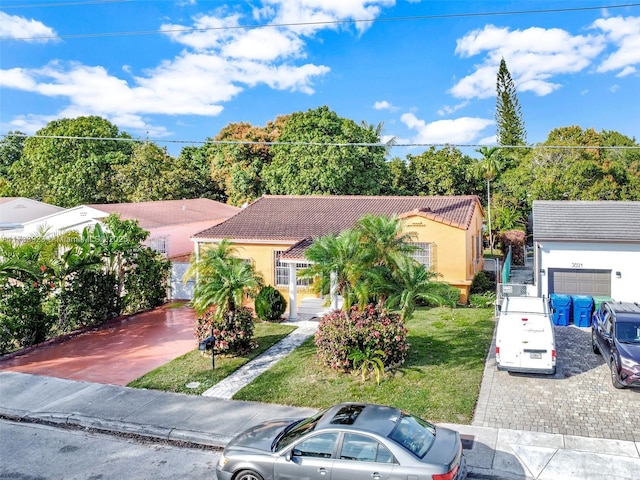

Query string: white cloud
400 113 493 144
592 16 640 75
2 113 58 134
0 1 393 137
616 66 637 77
0 12 57 43
262 0 395 36
374 100 393 110
437 101 469 116
451 24 606 99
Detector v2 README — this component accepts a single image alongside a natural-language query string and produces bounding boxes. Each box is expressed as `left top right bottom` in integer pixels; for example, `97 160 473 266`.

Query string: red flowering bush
498 229 526 266
314 304 410 372
195 306 257 355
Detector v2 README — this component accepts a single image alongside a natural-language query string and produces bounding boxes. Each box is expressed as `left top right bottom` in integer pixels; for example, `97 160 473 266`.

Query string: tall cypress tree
496 58 527 146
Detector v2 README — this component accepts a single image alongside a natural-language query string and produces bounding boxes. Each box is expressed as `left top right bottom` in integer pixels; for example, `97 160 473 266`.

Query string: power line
2 132 638 151
4 2 640 41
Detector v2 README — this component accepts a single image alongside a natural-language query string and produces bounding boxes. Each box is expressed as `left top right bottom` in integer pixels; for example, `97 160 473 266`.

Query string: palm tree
184 239 263 319
355 214 417 268
372 257 455 322
300 228 366 316
475 146 503 254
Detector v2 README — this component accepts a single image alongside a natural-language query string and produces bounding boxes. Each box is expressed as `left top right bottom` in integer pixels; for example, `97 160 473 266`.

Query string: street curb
0 407 227 448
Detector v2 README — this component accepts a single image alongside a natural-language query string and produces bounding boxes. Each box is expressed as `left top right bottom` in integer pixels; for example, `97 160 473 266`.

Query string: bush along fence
0 215 171 355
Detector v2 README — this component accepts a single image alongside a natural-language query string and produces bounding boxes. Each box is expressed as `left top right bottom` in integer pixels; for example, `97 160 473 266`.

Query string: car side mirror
285 450 293 461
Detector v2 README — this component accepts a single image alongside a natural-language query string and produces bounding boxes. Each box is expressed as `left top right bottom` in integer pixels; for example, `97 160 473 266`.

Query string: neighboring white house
533 200 640 302
0 197 65 235
1 198 241 300
0 204 106 238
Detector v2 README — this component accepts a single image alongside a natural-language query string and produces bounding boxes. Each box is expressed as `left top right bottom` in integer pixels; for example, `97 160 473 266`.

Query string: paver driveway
0 303 198 386
473 323 640 441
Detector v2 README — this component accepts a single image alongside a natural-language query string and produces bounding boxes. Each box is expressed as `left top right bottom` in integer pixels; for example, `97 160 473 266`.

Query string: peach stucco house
192 195 485 319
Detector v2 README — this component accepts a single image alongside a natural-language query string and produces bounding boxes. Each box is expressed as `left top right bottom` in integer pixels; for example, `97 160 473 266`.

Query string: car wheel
610 360 624 389
591 330 600 354
234 470 264 480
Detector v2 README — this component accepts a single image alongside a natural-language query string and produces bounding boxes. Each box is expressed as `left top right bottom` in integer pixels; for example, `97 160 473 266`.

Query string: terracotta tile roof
88 198 240 228
193 195 481 242
279 237 314 261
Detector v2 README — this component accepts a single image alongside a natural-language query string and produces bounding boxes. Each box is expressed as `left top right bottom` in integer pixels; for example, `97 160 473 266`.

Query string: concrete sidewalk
2 371 639 479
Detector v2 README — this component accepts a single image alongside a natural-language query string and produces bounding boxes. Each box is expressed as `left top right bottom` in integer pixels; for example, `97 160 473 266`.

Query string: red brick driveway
0 303 198 386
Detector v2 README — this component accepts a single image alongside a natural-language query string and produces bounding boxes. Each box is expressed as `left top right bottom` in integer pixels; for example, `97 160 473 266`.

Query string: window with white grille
274 251 312 286
411 242 432 269
148 237 168 255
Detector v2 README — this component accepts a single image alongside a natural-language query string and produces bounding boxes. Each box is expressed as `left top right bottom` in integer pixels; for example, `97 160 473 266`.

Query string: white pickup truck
495 296 557 375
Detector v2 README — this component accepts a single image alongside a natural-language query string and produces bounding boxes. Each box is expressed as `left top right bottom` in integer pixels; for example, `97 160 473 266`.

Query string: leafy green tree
110 141 175 202
202 119 286 206
496 58 527 147
9 116 133 206
262 106 391 195
502 127 639 208
0 131 25 195
384 156 412 195
407 146 481 196
172 146 225 201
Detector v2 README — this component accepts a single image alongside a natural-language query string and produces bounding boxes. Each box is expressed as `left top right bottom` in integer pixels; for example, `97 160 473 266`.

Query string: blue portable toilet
571 295 593 327
550 293 571 326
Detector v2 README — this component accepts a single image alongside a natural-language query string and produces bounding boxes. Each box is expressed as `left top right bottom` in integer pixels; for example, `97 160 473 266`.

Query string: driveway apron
0 304 198 386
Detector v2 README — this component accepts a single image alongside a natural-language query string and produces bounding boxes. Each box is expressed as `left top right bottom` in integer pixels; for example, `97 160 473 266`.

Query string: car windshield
388 413 436 458
272 409 326 452
616 322 640 343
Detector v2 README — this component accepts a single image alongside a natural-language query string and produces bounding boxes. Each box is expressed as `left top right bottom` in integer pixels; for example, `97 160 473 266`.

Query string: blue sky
1 0 639 158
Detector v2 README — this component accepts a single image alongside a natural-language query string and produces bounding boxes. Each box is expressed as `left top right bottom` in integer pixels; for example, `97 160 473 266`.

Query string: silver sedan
216 402 466 480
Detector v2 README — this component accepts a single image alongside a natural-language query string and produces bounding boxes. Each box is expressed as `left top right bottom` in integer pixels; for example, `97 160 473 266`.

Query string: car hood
225 418 301 454
617 342 640 364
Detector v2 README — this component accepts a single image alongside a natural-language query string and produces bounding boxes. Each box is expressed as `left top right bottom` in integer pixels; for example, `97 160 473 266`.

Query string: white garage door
548 268 611 296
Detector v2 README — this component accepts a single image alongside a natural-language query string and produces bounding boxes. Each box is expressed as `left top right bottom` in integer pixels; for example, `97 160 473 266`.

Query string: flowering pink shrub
195 307 256 355
314 304 410 372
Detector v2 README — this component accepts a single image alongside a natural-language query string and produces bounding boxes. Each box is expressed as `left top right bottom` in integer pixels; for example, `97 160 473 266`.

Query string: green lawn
233 307 495 424
127 321 296 395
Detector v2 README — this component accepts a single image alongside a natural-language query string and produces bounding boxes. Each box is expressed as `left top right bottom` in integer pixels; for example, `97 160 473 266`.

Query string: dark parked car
216 402 467 480
591 301 640 388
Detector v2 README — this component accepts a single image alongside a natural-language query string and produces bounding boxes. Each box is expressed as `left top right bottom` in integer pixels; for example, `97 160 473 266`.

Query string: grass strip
127 321 296 395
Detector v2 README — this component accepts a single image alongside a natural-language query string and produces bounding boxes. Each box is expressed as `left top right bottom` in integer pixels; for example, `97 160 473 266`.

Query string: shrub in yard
470 271 496 295
0 282 55 353
58 270 120 331
314 304 409 372
254 286 286 322
195 306 256 355
469 292 497 308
